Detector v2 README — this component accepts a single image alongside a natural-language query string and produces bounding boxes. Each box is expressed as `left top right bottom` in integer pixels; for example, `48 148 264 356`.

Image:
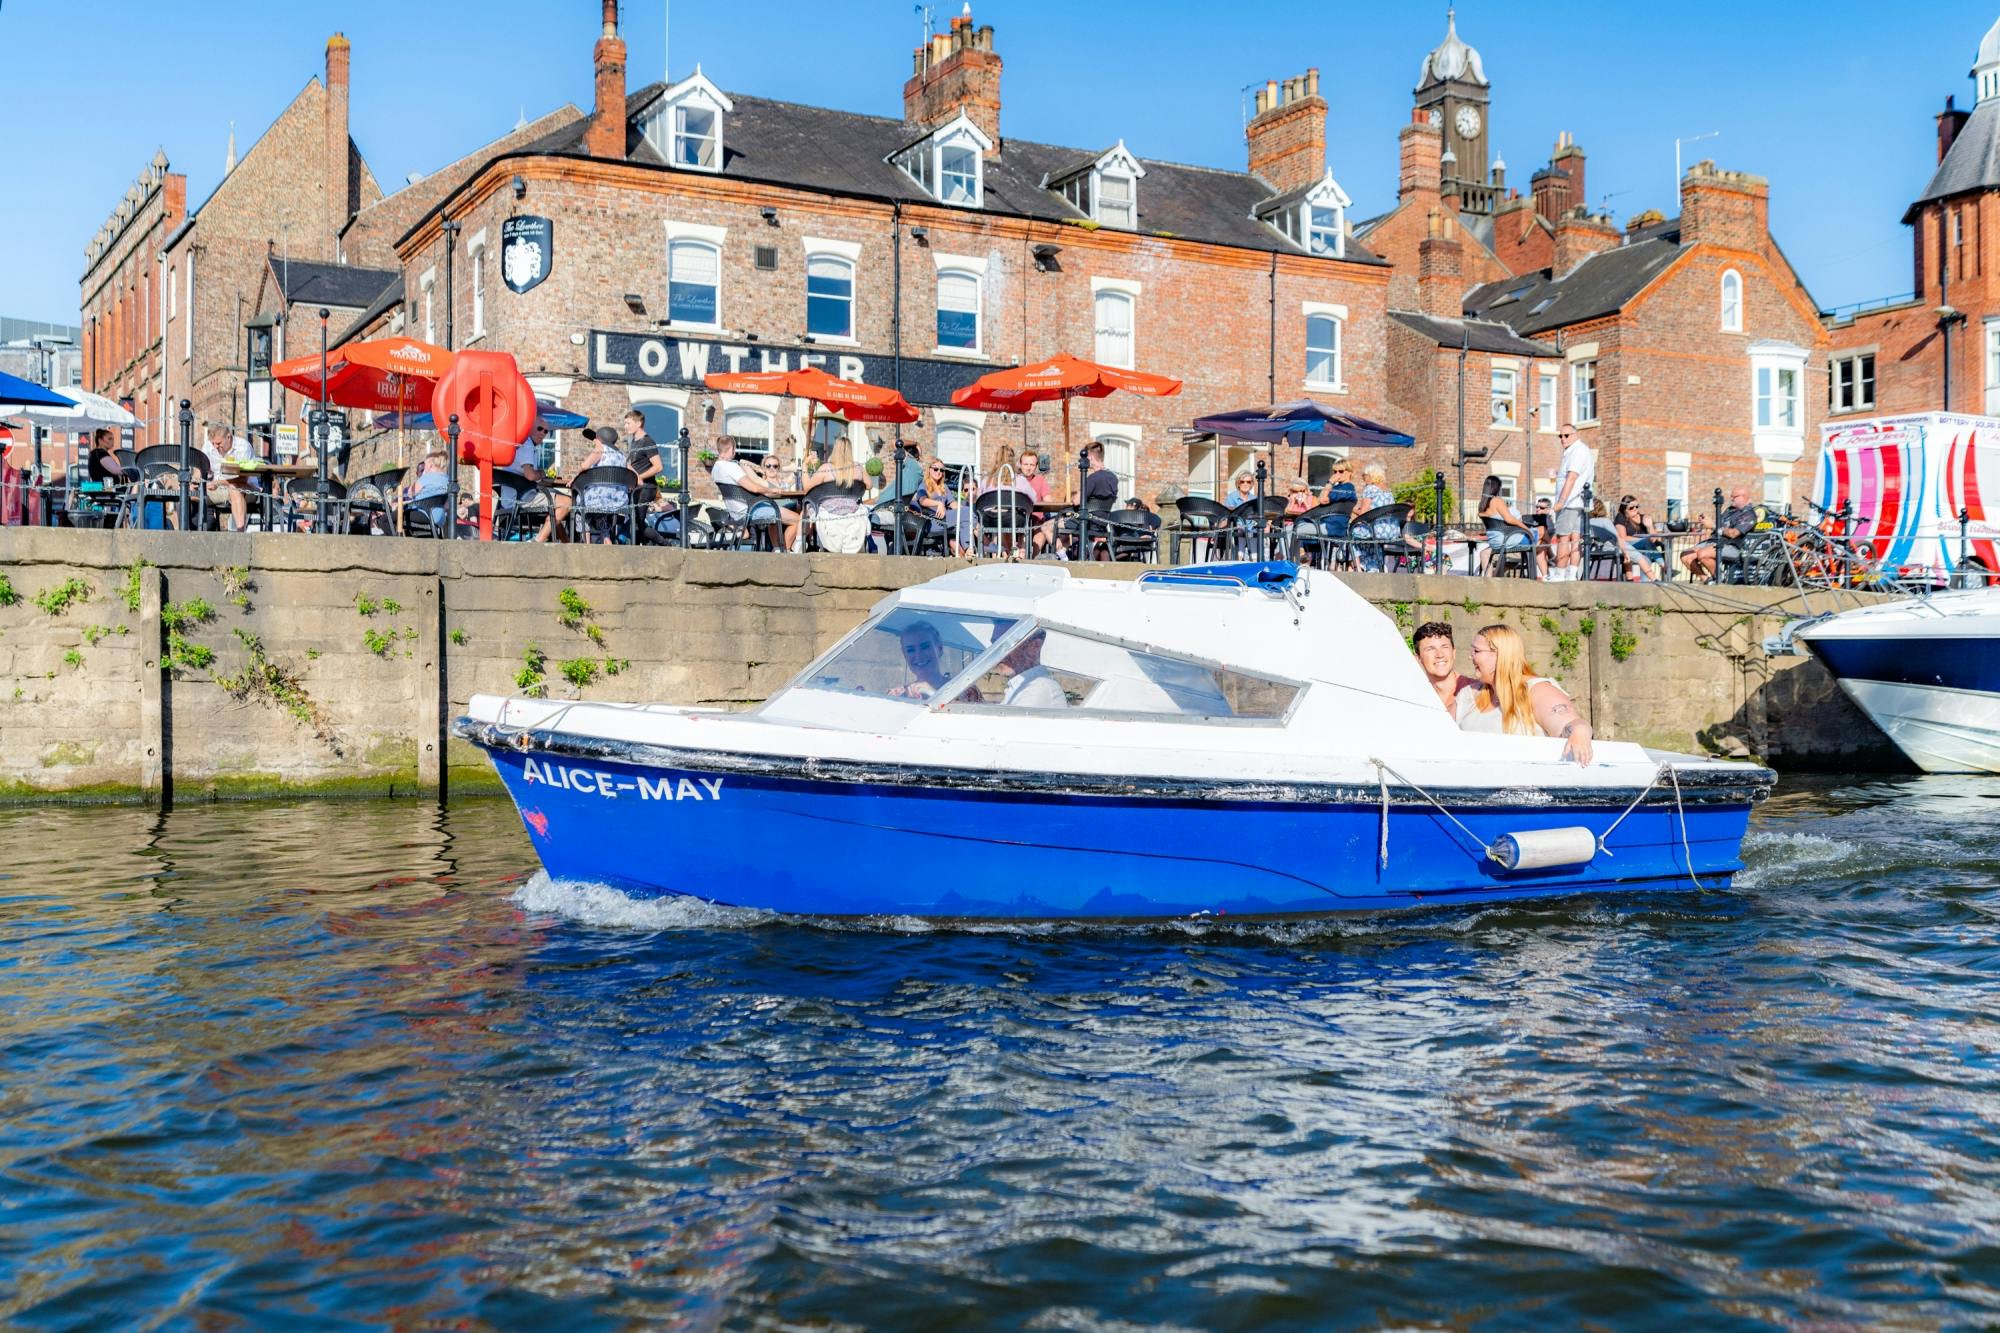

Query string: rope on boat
1593 764 1666 857
1369 758 1497 871
1667 763 1706 891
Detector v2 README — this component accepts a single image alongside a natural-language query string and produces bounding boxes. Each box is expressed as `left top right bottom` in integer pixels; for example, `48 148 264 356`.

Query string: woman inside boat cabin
1457 623 1593 764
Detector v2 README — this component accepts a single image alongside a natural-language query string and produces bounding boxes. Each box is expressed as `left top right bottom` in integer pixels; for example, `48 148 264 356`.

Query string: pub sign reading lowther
501 216 553 294
588 329 998 408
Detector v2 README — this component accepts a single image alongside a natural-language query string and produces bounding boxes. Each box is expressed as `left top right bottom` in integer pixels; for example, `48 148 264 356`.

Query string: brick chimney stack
586 0 628 160
1939 94 1971 163
1246 68 1326 194
325 33 353 253
1398 108 1442 204
1680 160 1769 251
1530 166 1572 224
1418 210 1465 319
1550 132 1586 211
1553 211 1621 276
904 6 1002 152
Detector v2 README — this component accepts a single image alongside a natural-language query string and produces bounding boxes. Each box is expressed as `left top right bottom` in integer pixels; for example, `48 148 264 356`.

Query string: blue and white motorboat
458 563 1774 920
1792 587 2000 773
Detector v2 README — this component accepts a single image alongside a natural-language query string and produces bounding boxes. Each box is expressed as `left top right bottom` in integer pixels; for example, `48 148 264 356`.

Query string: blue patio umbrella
0 370 77 412
1189 400 1414 477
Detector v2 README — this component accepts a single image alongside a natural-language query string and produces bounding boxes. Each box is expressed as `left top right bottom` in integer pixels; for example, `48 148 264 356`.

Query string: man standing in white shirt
1549 425 1595 582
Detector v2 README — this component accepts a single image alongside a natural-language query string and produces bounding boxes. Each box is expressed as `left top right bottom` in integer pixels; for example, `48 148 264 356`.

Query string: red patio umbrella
702 366 918 465
950 353 1181 491
272 335 455 416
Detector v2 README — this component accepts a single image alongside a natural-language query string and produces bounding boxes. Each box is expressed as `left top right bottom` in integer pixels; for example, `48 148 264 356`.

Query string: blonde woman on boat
1456 623 1594 765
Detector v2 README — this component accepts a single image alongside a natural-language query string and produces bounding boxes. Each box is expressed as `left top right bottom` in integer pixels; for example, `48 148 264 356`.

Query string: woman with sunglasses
910 457 952 547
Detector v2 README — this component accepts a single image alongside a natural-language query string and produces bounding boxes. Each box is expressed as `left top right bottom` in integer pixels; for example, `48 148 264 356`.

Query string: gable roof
1907 96 2000 220
1463 237 1683 335
527 84 1385 263
333 272 406 348
267 256 399 309
1387 310 1560 357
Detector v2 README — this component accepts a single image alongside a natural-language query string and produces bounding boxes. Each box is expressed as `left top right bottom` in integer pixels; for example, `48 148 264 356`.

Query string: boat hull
473 739 1758 919
1801 625 2000 773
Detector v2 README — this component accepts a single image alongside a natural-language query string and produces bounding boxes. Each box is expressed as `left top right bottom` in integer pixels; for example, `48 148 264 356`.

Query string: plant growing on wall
558 657 601 691
160 599 217 675
0 572 18 608
118 559 150 613
215 628 339 751
32 578 91 617
515 643 548 698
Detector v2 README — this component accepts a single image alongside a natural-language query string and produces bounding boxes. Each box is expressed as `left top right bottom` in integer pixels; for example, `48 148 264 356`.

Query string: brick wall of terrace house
0 529 1903 802
395 159 1390 506
1608 249 1827 516
1827 302 1939 419
1491 199 1552 276
1386 330 1551 506
1366 204 1511 313
81 170 186 449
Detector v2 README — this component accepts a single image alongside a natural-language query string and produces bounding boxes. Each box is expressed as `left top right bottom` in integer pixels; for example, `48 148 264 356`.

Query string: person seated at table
1456 624 1594 765
569 424 633 544
1682 486 1760 581
85 428 122 482
1411 620 1475 713
1015 448 1053 503
176 423 249 532
1352 460 1398 571
1228 471 1259 510
1476 475 1541 576
1055 441 1122 560
407 451 451 531
1589 498 1659 581
911 457 953 544
709 435 800 551
994 632 1066 708
808 436 867 498
1283 479 1316 516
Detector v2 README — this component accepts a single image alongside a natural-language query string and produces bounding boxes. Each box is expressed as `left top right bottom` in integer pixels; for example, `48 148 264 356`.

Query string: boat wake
1734 829 1868 889
511 872 775 931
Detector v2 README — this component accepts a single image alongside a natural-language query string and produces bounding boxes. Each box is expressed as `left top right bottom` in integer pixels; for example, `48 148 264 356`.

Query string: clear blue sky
3 0 1992 325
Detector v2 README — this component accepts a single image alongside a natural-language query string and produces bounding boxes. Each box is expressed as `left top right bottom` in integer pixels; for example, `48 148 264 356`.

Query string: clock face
1454 105 1482 139
1427 107 1442 129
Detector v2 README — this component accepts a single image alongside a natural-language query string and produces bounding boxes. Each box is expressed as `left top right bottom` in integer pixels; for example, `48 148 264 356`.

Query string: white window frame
1490 363 1520 428
466 227 488 341
802 236 860 345
1263 173 1352 259
933 252 986 357
1830 350 1876 414
1488 459 1520 504
1084 141 1145 230
932 412 982 484
1720 268 1743 332
419 266 436 345
1664 451 1691 522
1090 424 1140 500
1763 467 1791 506
722 403 776 462
642 71 734 174
1537 366 1558 431
665 220 727 332
892 112 994 210
168 262 177 317
1092 278 1140 370
1571 358 1599 425
1187 441 1218 499
183 255 194 360
1749 339 1809 466
1303 300 1345 390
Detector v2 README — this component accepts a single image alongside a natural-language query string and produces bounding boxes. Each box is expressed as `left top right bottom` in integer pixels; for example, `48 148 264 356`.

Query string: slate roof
527 84 1384 264
333 273 406 349
1388 310 1559 357
1908 97 2000 220
269 257 400 309
1463 237 1683 336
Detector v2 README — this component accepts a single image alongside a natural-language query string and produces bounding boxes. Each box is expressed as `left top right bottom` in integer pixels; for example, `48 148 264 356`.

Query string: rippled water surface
5 779 2000 1329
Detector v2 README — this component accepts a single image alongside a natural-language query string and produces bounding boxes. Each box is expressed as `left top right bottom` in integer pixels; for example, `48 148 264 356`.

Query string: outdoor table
223 461 318 532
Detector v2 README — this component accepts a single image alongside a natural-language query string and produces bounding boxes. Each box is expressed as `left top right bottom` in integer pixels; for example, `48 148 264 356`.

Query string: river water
2 778 1998 1329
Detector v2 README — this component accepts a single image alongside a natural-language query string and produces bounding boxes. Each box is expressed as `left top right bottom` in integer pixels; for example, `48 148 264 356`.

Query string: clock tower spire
1414 9 1494 215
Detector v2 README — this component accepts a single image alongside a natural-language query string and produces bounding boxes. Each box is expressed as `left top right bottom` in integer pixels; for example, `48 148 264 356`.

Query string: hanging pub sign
501 215 553 294
587 329 999 409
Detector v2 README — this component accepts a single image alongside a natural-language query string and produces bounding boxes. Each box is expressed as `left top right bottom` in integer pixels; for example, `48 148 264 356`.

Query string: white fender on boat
1488 827 1598 871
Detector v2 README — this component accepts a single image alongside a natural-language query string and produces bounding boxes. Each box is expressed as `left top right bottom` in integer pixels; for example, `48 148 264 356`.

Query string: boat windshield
782 608 1019 704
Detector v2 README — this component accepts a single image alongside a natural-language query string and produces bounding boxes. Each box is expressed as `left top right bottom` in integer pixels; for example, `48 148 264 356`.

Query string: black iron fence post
1960 506 1973 586
892 438 907 555
314 308 331 535
1711 487 1725 586
1432 469 1447 573
1082 446 1097 561
1579 483 1595 581
677 427 692 550
1254 455 1268 561
176 399 193 531
444 415 460 540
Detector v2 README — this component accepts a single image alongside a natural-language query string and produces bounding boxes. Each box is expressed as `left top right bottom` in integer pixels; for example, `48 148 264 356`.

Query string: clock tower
1414 9 1494 214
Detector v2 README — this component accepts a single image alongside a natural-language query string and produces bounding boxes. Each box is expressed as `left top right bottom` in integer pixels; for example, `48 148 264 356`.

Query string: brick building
1365 13 1825 518
79 152 186 446
344 1 1394 501
1827 17 2000 422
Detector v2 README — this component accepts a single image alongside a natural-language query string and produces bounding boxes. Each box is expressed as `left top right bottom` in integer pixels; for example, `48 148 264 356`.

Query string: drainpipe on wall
891 201 903 394
1267 252 1278 405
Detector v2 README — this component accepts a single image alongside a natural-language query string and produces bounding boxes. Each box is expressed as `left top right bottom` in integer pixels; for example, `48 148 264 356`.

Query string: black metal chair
403 502 449 539
569 465 640 544
712 482 773 550
871 496 950 556
1583 522 1625 580
1103 508 1160 562
1169 496 1232 563
281 475 348 533
485 468 542 542
1481 516 1537 577
347 466 409 536
1350 502 1412 571
1389 520 1431 574
973 489 1036 557
801 480 867 552
130 444 212 530
1057 493 1118 560
61 465 121 529
1289 500 1354 569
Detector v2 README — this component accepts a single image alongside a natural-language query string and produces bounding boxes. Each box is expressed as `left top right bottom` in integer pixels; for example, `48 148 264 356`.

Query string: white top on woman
1454 676 1565 735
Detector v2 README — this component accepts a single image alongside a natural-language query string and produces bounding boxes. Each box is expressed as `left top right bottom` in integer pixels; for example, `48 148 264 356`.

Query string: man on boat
1411 621 1474 713
995 633 1066 708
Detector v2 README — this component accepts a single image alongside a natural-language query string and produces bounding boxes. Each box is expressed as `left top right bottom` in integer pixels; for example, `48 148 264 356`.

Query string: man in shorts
1550 426 1595 582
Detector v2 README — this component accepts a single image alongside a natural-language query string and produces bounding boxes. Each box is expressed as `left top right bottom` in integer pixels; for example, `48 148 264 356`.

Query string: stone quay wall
0 528 1895 802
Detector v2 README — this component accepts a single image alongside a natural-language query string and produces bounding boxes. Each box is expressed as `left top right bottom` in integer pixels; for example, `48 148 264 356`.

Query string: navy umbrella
0 369 77 412
372 396 587 431
1189 400 1414 477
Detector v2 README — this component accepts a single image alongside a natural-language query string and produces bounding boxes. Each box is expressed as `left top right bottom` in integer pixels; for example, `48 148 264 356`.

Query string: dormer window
1256 173 1351 259
643 69 733 174
892 112 993 209
1048 142 1146 230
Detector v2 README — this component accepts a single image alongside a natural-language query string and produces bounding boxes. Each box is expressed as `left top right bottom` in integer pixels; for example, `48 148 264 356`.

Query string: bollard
176 399 193 532
677 426 692 550
445 415 461 540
